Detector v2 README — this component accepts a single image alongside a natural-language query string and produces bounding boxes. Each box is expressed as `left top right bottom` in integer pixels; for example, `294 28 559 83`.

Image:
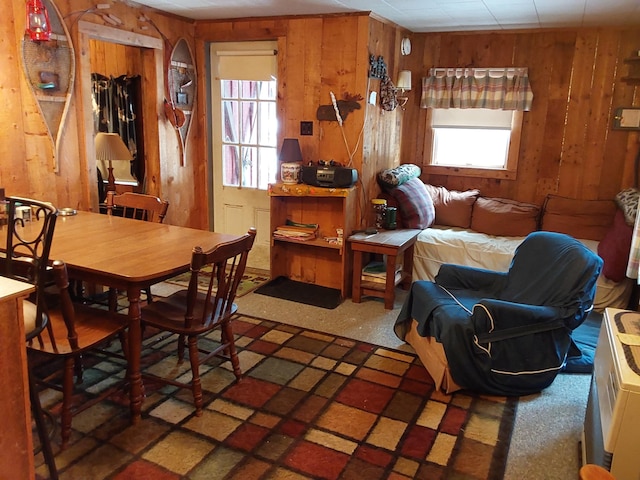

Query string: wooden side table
349 229 421 309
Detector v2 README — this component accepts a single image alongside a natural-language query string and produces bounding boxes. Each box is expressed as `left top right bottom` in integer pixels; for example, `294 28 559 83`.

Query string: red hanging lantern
25 0 52 42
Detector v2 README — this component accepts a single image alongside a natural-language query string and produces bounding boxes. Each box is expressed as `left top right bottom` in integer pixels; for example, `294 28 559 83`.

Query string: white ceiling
127 0 640 33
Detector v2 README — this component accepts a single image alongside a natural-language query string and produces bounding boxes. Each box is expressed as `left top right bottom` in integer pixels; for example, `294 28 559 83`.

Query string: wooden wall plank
402 27 640 205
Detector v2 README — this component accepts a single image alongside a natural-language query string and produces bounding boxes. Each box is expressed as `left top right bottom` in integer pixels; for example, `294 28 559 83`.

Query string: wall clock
401 37 411 56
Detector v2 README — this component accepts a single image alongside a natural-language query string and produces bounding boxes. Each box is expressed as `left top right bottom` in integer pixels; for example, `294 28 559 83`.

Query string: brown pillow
424 184 479 228
471 197 540 237
541 195 616 241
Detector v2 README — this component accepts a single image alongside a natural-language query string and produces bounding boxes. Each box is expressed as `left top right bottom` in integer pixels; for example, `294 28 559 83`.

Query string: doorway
209 41 278 271
77 21 164 211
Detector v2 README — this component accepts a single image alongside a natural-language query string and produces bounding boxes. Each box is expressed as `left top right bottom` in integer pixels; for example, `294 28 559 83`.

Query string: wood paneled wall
194 13 404 228
3 0 638 231
401 28 640 204
0 0 195 226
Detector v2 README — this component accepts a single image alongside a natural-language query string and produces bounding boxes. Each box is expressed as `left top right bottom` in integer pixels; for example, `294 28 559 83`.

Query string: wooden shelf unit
269 183 356 298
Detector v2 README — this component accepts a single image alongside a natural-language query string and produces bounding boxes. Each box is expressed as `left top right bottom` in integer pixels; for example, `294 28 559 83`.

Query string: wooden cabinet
621 57 640 84
0 278 36 479
269 183 356 298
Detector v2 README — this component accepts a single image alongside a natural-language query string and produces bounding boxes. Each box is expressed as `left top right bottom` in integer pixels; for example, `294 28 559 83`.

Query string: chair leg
60 358 75 449
29 369 58 480
222 321 242 379
74 355 84 384
177 334 185 363
187 336 203 416
108 287 118 312
145 286 153 303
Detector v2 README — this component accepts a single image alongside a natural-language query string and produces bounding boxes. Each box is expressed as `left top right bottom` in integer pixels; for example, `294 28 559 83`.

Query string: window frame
423 109 523 180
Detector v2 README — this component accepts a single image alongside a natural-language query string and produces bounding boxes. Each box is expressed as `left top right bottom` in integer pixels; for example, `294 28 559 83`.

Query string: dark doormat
254 276 342 309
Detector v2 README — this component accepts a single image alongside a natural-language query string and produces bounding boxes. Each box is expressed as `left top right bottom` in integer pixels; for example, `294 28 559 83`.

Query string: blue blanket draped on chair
395 231 603 396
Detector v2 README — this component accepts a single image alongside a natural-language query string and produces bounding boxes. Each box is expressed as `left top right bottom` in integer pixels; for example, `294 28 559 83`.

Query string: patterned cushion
389 178 435 229
615 188 640 226
377 164 421 189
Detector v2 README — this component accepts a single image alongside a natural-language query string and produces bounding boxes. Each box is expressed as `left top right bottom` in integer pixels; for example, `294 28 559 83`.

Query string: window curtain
421 67 533 111
91 73 141 184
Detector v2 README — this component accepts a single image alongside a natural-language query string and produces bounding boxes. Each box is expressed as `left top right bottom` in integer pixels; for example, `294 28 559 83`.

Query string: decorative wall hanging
316 92 362 122
369 55 387 79
169 38 196 166
142 16 193 166
21 0 75 172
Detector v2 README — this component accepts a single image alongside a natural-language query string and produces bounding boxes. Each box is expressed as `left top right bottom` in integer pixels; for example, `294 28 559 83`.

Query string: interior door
210 41 278 271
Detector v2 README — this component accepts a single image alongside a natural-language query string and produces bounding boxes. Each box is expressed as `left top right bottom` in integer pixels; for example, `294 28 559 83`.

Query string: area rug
163 266 270 298
37 314 517 480
254 276 343 309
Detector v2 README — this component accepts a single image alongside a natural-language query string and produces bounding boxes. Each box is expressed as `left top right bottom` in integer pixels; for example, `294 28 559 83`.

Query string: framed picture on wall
613 107 640 130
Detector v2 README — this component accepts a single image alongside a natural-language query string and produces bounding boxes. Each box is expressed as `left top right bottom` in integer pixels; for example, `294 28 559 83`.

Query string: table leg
352 250 363 303
402 244 415 290
127 287 143 424
384 254 398 309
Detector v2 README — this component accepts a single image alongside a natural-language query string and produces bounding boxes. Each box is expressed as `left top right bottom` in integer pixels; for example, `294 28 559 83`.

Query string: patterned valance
421 67 533 111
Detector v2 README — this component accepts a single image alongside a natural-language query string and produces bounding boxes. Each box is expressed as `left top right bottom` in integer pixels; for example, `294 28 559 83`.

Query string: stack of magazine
273 220 319 241
361 261 402 284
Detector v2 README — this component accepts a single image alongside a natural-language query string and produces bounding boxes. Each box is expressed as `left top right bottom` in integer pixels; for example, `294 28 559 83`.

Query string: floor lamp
95 132 133 193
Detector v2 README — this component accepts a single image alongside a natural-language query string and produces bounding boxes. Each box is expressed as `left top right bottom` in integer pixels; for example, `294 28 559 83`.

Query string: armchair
395 231 603 396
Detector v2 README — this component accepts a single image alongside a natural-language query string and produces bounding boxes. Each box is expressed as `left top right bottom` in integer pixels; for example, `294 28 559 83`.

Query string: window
220 79 277 189
429 108 522 179
421 67 531 180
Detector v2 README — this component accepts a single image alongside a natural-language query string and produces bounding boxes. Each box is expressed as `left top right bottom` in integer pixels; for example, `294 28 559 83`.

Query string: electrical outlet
300 121 313 136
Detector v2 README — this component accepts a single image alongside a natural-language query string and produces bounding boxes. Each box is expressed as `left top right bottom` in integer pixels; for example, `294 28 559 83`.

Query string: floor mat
254 275 342 309
163 267 270 298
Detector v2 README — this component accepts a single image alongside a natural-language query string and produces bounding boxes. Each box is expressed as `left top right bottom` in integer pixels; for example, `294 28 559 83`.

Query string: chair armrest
472 299 565 343
436 264 507 292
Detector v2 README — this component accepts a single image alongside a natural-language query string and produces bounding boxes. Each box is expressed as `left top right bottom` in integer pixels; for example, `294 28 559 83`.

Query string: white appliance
582 308 640 479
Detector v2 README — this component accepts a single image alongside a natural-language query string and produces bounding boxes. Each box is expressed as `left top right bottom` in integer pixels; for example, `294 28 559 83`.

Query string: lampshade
96 132 133 193
25 0 52 42
396 70 412 91
95 132 133 162
279 138 303 163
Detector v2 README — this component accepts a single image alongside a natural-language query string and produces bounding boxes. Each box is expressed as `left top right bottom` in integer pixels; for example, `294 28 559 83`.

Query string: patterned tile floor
33 314 515 480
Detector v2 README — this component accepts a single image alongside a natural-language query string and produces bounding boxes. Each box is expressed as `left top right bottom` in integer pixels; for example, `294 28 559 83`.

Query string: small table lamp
95 132 133 193
279 138 303 184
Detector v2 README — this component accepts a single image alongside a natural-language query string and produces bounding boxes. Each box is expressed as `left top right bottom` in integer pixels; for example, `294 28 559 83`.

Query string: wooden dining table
2 210 243 424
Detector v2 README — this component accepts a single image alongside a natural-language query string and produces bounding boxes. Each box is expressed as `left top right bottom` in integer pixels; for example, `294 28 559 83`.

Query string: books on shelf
361 261 402 284
273 221 319 241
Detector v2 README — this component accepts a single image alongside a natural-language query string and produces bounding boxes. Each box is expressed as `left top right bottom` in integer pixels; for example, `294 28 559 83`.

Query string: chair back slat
185 228 256 328
106 191 169 223
3 197 57 341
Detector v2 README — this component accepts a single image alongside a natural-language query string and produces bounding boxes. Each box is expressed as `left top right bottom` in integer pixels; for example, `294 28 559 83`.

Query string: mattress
413 226 633 312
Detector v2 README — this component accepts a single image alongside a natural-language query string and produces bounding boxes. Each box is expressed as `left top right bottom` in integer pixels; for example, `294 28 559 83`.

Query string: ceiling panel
128 0 640 32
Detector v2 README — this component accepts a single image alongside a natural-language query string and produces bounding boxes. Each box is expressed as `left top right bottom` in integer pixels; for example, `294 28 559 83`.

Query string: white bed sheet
413 226 633 312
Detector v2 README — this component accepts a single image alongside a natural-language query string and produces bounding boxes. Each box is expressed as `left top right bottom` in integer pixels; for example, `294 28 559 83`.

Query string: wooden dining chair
105 190 170 307
140 228 256 415
3 196 59 478
106 190 169 223
28 260 129 450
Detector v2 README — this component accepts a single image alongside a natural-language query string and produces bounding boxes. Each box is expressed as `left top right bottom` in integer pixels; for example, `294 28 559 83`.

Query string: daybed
378 166 635 393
